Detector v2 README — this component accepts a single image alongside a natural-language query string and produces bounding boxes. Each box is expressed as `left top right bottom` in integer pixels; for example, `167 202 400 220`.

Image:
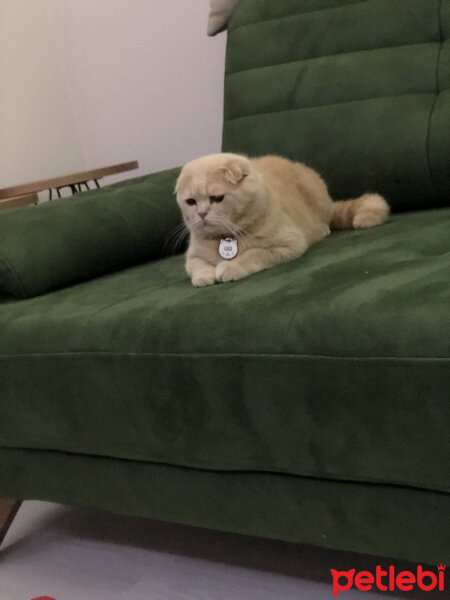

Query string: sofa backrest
222 0 449 211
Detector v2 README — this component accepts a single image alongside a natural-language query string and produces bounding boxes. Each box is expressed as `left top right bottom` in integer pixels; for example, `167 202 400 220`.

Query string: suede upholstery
223 0 450 211
0 169 180 298
0 209 449 496
1 449 448 563
0 0 449 564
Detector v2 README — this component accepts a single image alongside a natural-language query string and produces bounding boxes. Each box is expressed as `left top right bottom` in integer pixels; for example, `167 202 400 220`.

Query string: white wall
0 0 227 189
0 0 85 188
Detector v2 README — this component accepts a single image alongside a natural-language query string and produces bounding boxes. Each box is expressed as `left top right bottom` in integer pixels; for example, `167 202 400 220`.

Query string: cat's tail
330 193 390 230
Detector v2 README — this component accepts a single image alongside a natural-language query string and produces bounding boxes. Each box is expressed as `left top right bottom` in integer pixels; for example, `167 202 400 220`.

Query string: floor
0 502 441 600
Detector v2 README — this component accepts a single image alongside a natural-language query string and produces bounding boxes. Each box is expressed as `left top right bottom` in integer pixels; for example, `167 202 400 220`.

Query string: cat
175 153 390 287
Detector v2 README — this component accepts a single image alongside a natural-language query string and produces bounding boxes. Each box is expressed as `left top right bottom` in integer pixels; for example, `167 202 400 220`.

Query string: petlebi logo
330 563 446 596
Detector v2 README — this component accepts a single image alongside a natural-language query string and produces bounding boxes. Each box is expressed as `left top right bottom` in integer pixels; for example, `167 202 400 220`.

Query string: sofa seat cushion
0 209 449 493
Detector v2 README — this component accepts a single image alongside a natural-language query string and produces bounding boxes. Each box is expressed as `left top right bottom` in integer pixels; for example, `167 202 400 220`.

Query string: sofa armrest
0 167 181 299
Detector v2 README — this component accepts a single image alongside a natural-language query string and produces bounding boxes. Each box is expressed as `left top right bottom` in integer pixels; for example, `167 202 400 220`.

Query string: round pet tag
219 237 238 260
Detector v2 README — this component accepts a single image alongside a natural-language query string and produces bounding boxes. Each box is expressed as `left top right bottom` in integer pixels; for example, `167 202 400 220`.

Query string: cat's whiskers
163 223 185 252
164 223 190 256
222 219 249 242
224 221 242 238
205 215 249 241
190 217 205 231
228 220 250 238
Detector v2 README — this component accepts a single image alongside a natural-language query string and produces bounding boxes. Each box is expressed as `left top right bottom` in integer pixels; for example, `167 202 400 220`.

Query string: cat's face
175 153 263 237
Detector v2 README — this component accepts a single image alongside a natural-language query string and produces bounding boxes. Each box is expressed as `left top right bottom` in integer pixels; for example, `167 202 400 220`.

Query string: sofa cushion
0 208 449 493
0 168 181 299
222 0 450 211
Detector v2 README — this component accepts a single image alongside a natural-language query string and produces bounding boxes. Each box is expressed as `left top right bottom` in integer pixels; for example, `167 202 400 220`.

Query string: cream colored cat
175 153 389 287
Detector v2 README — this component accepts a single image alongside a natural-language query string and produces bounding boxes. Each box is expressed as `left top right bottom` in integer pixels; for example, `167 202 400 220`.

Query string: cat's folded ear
220 156 250 185
174 173 183 194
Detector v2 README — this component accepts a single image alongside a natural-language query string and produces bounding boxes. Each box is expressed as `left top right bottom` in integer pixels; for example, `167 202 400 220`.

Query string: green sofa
0 0 449 564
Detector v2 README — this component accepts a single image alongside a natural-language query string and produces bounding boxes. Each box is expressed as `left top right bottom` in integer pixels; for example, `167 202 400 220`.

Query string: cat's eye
210 195 224 203
185 198 196 206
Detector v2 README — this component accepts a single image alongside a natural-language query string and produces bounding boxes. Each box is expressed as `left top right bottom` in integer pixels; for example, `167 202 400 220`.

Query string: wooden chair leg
0 499 22 545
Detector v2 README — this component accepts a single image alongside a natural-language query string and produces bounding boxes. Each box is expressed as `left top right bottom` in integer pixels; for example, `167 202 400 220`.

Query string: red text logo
330 564 445 596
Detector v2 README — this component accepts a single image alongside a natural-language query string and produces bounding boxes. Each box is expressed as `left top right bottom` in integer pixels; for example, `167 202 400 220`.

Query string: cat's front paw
191 267 216 287
215 261 248 283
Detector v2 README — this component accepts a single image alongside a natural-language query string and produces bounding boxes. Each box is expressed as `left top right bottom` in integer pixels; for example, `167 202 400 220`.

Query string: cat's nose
198 211 208 220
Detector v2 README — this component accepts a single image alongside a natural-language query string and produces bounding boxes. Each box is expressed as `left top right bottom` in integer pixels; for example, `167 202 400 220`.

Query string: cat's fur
175 153 389 287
